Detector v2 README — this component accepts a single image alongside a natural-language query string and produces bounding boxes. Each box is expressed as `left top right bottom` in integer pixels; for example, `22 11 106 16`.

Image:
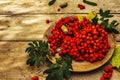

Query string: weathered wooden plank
0 42 120 80
0 0 120 15
0 42 47 80
0 14 120 41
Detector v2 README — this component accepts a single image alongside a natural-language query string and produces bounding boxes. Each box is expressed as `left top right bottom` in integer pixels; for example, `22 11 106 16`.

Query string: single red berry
108 66 113 72
31 75 39 80
46 19 49 24
79 5 85 10
77 4 85 10
106 74 111 79
77 4 81 7
104 67 109 72
100 77 105 80
34 75 39 80
58 8 60 11
103 73 108 79
108 72 112 77
31 77 35 80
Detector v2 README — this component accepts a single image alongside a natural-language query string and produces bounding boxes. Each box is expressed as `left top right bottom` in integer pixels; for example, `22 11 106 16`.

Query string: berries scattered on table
48 17 110 63
100 66 113 80
58 8 61 11
46 19 50 24
78 4 85 10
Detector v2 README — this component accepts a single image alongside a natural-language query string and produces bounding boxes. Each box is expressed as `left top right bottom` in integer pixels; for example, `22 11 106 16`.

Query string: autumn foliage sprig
44 55 72 80
25 40 72 80
25 41 50 68
92 9 119 34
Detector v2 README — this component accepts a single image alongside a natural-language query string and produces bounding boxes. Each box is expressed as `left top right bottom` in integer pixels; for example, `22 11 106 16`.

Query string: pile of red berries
101 66 113 80
48 17 110 62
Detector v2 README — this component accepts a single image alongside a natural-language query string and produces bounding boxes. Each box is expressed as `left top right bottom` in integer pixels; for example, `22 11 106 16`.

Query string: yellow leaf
77 14 84 22
110 46 120 69
86 11 97 21
61 25 68 33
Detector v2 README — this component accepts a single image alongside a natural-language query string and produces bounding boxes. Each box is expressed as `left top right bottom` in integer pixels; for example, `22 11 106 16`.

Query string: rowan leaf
83 0 97 6
99 9 113 18
25 40 50 68
48 0 56 6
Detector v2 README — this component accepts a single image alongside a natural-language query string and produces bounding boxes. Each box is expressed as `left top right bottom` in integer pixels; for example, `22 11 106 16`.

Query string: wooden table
0 0 120 80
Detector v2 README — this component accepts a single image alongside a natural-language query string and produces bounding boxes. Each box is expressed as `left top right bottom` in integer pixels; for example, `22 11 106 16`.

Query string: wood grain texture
0 0 120 15
0 14 120 40
0 42 120 80
0 0 120 80
0 42 47 80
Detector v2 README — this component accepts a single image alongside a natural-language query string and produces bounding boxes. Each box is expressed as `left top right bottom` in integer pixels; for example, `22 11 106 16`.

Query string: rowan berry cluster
101 66 113 80
48 17 110 62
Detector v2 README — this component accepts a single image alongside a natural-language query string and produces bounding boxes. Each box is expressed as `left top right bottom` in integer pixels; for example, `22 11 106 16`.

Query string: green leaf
43 57 47 63
100 9 104 17
28 48 35 57
56 58 63 64
100 19 109 27
46 73 54 80
44 65 63 80
49 64 60 69
25 47 31 53
110 46 120 69
25 40 49 68
28 43 34 47
55 69 63 80
109 20 119 27
44 69 53 74
45 68 56 74
105 15 113 18
35 57 41 68
83 0 97 6
62 55 72 69
33 41 38 47
64 68 71 79
104 27 119 34
44 55 72 80
26 57 35 66
43 64 60 74
92 17 98 25
48 0 56 6
99 9 119 33
105 10 110 14
62 63 71 79
112 28 119 34
38 41 42 47
46 69 63 80
99 9 113 18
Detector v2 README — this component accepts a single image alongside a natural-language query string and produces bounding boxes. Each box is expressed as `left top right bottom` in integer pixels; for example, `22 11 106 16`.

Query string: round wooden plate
43 23 115 72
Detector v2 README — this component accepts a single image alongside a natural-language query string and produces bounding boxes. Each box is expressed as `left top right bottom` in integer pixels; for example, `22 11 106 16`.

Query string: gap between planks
0 14 120 41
